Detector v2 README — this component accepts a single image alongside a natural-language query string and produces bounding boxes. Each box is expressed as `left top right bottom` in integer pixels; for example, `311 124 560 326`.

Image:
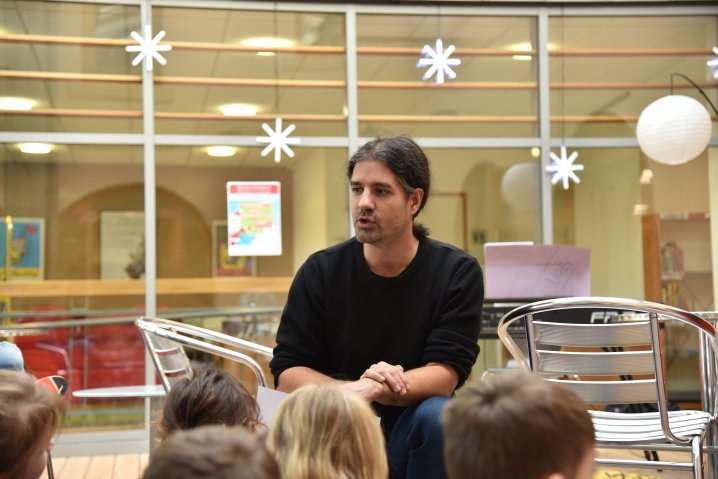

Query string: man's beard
354 210 379 243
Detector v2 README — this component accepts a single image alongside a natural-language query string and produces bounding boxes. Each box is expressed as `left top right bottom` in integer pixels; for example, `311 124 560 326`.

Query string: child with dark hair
443 372 596 479
157 366 263 441
0 370 66 479
143 425 280 479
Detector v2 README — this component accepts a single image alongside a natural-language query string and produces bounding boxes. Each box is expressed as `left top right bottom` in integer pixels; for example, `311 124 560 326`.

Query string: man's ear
409 188 424 215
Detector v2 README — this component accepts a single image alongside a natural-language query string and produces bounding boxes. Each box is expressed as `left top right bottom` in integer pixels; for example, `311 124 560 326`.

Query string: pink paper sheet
484 244 591 299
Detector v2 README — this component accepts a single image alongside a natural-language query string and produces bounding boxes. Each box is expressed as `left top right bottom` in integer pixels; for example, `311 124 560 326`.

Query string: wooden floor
40 454 149 479
38 448 698 479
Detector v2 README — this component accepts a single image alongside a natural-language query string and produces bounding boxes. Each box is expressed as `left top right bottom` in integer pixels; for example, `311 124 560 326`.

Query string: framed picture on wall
0 217 45 281
100 211 145 279
212 220 255 277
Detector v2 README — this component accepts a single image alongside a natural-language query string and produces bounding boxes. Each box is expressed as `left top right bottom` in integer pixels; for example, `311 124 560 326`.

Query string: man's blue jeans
386 396 449 479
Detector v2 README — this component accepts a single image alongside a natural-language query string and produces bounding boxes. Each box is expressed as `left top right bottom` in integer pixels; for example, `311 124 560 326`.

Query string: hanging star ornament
707 46 718 80
416 38 461 85
546 146 584 190
125 25 172 72
256 117 301 164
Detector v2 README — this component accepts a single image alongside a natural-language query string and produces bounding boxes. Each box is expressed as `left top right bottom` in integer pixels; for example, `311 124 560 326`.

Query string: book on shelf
660 241 685 280
661 280 691 310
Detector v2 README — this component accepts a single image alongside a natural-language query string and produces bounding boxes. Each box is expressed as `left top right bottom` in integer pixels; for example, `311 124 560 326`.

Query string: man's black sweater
270 236 483 431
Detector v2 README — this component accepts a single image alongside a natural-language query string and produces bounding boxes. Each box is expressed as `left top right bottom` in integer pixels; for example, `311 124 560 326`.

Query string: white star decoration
707 46 718 80
546 146 584 190
256 117 301 164
416 38 461 85
125 25 172 72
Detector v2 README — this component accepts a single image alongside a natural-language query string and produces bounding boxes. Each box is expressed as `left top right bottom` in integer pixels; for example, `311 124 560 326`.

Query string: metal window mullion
537 8 552 245
345 5 358 238
140 0 158 451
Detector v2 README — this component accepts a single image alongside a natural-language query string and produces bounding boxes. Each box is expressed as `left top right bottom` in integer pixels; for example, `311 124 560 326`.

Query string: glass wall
0 2 143 133
356 13 537 137
548 15 717 138
1 0 716 445
153 7 347 136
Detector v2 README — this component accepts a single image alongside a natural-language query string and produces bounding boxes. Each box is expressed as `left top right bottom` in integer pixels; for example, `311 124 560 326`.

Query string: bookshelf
642 213 714 311
642 212 714 401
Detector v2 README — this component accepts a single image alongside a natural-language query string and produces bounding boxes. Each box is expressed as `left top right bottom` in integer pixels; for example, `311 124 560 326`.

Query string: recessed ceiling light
639 168 654 185
240 37 295 56
530 147 541 158
507 42 556 61
220 103 258 117
207 146 236 157
19 143 52 154
633 204 650 216
0 97 35 111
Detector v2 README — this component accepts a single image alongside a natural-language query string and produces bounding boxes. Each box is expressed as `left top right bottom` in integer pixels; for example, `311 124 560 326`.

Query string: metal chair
497 296 718 479
135 317 274 392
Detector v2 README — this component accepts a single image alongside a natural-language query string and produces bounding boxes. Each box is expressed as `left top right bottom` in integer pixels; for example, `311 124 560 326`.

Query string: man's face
350 159 422 246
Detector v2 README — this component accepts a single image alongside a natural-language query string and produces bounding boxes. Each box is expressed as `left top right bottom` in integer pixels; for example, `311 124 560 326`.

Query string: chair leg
693 435 704 479
47 452 55 479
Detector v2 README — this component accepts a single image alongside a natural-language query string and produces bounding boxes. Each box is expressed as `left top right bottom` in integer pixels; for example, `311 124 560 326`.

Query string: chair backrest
498 297 718 442
137 321 193 391
135 317 273 392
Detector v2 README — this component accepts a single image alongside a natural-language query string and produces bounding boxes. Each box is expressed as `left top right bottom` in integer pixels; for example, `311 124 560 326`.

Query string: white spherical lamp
636 95 712 165
501 163 539 210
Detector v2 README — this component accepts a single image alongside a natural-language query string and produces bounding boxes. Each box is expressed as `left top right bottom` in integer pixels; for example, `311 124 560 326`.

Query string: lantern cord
671 72 718 118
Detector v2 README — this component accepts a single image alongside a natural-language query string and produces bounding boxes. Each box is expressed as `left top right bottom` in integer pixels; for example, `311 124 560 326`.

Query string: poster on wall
100 211 145 279
212 220 255 277
0 217 45 280
226 181 282 256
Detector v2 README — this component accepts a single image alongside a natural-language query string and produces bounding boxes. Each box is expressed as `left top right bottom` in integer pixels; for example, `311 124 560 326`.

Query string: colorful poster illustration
0 217 45 280
226 181 282 256
212 221 255 277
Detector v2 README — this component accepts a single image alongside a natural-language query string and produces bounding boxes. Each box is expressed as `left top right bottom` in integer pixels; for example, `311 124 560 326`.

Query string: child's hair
157 366 262 441
268 383 388 479
443 372 595 479
0 370 66 478
143 425 280 479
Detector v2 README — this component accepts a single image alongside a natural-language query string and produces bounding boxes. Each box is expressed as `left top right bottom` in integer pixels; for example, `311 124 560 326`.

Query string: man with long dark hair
270 135 483 479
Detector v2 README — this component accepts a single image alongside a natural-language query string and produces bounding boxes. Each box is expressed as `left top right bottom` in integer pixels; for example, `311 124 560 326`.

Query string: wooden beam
3 71 715 92
2 34 712 58
0 277 293 298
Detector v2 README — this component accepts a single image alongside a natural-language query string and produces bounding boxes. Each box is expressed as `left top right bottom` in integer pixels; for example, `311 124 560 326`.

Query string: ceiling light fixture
636 73 716 166
507 42 556 62
545 18 583 190
125 25 172 72
220 103 258 116
255 5 301 164
639 169 654 185
19 143 53 154
240 36 295 56
0 97 35 111
417 39 461 84
416 6 460 85
207 146 237 157
707 46 718 79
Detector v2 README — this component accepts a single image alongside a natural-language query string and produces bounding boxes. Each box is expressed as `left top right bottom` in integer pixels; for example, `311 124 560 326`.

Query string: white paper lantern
501 163 539 210
636 95 712 165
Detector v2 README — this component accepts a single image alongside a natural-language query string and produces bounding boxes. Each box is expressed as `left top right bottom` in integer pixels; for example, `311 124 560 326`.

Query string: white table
0 328 48 337
73 384 166 448
73 384 165 399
